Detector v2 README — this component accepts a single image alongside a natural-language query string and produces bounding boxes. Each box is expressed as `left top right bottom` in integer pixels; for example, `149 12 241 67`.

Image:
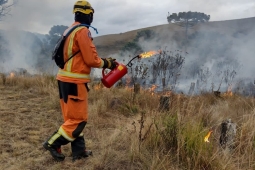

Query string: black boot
71 136 92 161
73 150 93 161
43 131 69 161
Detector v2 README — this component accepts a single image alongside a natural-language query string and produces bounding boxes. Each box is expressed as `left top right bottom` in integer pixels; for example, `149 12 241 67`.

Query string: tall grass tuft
3 74 59 109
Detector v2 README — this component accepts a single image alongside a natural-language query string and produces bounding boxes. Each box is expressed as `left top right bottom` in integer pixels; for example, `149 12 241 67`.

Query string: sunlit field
1 74 255 170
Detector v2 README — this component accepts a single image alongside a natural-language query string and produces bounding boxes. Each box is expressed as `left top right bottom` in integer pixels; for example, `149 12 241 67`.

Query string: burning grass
1 75 255 169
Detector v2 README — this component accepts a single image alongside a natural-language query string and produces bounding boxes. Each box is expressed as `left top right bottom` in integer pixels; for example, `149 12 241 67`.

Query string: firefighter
43 0 116 161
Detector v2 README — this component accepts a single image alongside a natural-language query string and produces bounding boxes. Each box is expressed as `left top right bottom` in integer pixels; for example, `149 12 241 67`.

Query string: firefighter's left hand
103 57 117 70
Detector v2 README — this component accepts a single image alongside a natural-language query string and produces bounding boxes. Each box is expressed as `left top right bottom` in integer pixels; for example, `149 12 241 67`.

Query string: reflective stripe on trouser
59 122 86 141
47 130 69 147
46 129 84 148
58 81 88 140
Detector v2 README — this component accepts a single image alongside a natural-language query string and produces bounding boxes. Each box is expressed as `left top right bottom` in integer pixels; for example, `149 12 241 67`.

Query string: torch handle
102 62 119 77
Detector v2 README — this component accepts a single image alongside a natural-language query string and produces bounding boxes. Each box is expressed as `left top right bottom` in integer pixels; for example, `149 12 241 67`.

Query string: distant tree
0 0 8 5
48 25 68 37
43 25 68 55
0 0 17 20
167 11 210 23
167 11 210 52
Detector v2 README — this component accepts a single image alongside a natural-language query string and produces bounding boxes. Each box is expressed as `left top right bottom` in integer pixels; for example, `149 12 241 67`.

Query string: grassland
1 74 255 170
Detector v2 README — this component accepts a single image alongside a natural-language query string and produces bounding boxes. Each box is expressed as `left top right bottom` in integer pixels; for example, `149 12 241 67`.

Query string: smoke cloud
114 18 255 94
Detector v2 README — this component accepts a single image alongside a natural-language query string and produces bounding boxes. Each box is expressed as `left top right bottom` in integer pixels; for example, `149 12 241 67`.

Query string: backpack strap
63 50 80 66
80 24 98 34
64 24 98 37
63 24 98 66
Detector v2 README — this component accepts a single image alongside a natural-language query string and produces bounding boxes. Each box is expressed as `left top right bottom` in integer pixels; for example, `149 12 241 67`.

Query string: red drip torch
101 62 128 88
101 55 141 88
101 50 161 88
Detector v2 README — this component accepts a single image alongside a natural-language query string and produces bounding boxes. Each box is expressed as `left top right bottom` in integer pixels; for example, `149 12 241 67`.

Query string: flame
150 85 158 92
10 72 15 78
223 91 233 97
223 85 233 97
204 130 213 143
139 50 161 58
148 84 158 93
164 91 172 96
93 84 101 90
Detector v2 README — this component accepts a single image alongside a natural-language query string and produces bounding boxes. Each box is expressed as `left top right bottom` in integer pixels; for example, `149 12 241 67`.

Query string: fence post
219 119 237 151
1 74 6 85
162 78 166 91
134 83 140 94
159 95 170 111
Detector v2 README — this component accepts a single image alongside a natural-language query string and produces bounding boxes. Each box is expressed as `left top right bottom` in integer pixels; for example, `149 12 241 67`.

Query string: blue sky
0 0 255 36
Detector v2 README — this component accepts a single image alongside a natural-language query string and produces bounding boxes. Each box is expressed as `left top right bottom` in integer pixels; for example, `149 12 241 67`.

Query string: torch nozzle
126 55 141 67
125 50 161 67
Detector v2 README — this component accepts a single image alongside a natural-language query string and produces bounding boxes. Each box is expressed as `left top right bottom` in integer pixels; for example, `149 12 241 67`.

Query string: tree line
0 0 16 20
167 11 210 23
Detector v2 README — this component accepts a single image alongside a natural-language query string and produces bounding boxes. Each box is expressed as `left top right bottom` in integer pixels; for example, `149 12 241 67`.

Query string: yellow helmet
73 0 94 15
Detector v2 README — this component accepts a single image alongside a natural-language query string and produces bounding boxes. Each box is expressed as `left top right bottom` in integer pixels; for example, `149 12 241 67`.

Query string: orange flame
93 84 101 90
10 72 15 78
164 91 172 96
139 50 161 58
148 85 158 94
223 91 233 97
223 85 233 97
150 85 158 92
204 130 213 143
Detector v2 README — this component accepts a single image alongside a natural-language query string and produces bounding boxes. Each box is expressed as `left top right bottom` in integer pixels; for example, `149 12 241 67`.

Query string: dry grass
1 75 255 170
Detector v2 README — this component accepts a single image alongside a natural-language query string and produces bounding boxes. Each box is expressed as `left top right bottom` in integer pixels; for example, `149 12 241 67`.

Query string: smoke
0 12 39 73
110 18 255 94
185 20 255 93
0 28 47 74
0 0 71 74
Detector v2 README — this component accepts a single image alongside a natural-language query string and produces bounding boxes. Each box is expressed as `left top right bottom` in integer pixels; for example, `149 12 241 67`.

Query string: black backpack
51 24 83 69
52 24 98 69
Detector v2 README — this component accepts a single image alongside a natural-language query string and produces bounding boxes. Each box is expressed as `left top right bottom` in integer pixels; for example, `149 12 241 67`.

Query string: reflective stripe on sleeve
100 59 104 68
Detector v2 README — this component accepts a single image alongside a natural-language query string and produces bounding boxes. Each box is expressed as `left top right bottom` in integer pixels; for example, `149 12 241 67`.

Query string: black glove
102 57 117 69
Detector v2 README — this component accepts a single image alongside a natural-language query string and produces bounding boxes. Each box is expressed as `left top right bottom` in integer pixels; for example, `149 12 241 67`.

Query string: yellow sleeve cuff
100 58 104 68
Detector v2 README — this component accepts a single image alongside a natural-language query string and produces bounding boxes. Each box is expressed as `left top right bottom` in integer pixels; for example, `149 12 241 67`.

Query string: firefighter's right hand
102 58 117 70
